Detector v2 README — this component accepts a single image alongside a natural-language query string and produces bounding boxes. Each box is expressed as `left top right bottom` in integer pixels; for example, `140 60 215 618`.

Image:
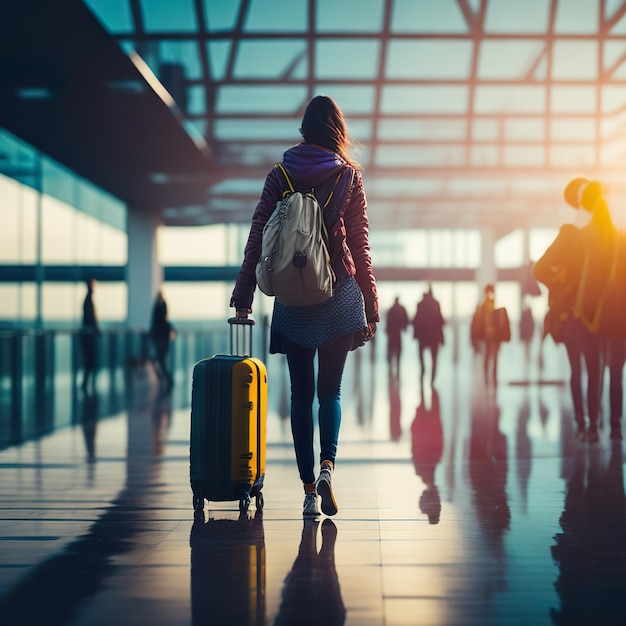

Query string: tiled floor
0 335 625 625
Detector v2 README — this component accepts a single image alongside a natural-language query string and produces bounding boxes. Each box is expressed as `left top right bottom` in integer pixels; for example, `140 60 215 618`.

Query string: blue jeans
284 332 354 484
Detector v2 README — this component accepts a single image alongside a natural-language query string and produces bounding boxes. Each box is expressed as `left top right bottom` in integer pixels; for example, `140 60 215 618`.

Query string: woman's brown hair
299 95 360 169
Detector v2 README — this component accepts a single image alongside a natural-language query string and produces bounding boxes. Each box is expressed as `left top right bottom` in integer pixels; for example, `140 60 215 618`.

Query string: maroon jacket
231 142 379 323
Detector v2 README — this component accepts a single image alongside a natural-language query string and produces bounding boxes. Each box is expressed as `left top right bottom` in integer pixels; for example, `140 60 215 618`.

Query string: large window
0 130 128 327
370 229 481 268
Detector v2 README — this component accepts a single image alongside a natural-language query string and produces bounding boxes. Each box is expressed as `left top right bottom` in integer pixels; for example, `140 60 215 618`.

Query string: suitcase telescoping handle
228 316 255 356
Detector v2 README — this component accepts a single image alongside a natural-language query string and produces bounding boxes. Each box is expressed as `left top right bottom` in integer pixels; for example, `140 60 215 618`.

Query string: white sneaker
303 492 320 518
316 462 338 516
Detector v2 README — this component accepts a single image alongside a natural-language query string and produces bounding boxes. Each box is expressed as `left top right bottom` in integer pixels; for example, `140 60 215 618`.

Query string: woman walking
231 95 379 517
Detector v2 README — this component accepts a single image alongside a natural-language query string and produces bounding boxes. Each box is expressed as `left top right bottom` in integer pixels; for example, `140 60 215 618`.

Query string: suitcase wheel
255 492 264 511
192 494 204 513
239 495 251 514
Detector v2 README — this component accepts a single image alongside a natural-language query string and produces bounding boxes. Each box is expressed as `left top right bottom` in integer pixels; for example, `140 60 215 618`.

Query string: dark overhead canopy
0 0 218 210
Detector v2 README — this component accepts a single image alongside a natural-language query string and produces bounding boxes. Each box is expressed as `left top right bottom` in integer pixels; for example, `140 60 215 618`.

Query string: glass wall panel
454 230 481 268
41 195 76 263
159 223 248 265
0 285 21 320
95 282 128 322
430 230 454 267
0 175 21 262
529 228 559 262
21 285 37 322
379 280 478 321
378 281 426 320
162 282 232 321
0 284 39 324
0 128 128 327
76 211 102 265
42 283 83 325
497 281 522 323
455 281 481 317
495 229 524 268
369 229 481 268
100 224 128 265
0 175 38 263
21 186 38 264
40 282 128 327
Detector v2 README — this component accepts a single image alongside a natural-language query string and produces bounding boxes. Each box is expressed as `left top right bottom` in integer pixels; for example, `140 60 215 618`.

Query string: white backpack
256 163 344 307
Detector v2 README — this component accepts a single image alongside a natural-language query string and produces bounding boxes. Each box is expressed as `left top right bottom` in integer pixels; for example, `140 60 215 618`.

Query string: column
127 207 163 330
475 226 497 290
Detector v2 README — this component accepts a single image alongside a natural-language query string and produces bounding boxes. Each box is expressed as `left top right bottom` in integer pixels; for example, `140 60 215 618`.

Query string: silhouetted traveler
533 178 616 442
80 278 99 392
385 296 408 377
231 95 379 518
150 291 175 390
412 285 445 384
472 284 509 386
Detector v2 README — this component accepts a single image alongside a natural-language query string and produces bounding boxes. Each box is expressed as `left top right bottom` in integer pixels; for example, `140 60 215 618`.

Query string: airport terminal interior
2 1 626 625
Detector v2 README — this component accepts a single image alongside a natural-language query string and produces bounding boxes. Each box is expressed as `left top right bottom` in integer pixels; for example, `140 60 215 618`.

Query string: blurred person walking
231 95 379 518
80 278 99 392
412 285 445 384
150 291 175 390
533 178 618 442
385 296 408 377
472 284 509 386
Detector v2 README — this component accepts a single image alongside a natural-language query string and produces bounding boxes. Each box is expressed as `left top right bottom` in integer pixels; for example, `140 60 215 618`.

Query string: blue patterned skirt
269 277 367 352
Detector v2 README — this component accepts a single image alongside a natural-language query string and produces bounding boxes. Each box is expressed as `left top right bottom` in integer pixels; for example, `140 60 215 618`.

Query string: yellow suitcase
190 318 267 514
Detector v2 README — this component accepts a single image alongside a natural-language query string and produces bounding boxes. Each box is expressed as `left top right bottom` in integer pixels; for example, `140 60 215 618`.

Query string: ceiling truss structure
8 0 626 233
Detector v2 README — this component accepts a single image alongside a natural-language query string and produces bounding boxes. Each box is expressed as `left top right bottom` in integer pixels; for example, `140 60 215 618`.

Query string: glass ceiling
83 0 626 230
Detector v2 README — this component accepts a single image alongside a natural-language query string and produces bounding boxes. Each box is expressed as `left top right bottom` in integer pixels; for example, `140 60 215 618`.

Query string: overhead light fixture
128 51 175 108
149 172 171 184
148 172 212 185
106 79 146 94
15 87 54 99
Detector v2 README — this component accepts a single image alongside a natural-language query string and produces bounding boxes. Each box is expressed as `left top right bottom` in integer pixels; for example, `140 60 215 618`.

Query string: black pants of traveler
283 333 353 486
563 317 602 430
419 341 440 383
483 338 500 385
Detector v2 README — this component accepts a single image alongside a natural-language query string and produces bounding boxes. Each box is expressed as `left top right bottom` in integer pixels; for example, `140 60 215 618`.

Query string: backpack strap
276 162 347 207
276 162 295 198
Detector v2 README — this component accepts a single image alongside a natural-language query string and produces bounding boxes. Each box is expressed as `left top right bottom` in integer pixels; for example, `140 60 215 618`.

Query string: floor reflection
515 389 532 514
190 512 266 626
80 391 99 464
274 519 345 626
0 390 165 625
551 443 626 625
151 388 172 456
411 385 443 524
468 387 511 561
389 371 402 441
2 335 626 625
